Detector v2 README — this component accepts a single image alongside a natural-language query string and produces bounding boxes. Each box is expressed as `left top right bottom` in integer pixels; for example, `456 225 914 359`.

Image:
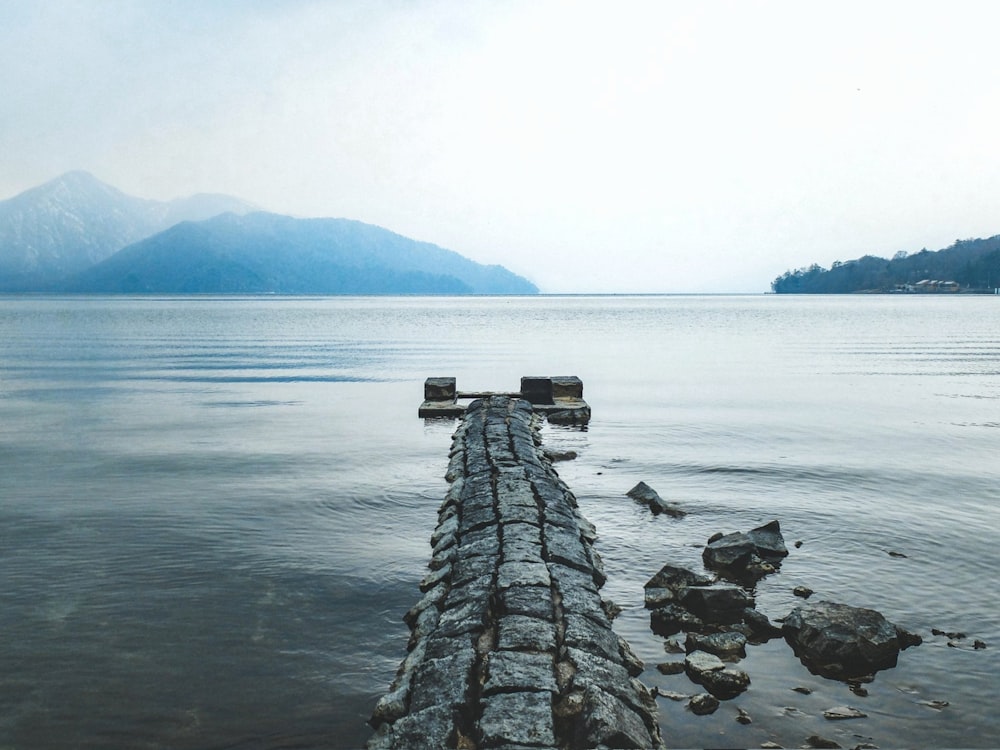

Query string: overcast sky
2 1 999 293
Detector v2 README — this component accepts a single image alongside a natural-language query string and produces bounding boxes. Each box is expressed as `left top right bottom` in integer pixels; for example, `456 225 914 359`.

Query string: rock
746 520 789 558
644 564 713 609
656 661 686 675
974 639 988 650
761 742 783 749
626 481 686 517
543 448 577 462
644 587 675 609
823 705 868 720
703 521 788 580
654 688 690 701
782 600 916 679
662 637 685 654
702 532 756 570
736 707 752 724
792 686 813 695
681 584 755 622
576 684 656 749
921 699 950 710
688 693 720 715
742 607 784 641
685 630 747 657
650 604 704 636
805 736 842 749
794 586 814 599
698 667 750 699
684 650 725 676
896 626 922 649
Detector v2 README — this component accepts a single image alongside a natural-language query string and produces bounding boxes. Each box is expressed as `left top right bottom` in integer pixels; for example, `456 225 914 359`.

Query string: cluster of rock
644 519 922 715
368 397 662 749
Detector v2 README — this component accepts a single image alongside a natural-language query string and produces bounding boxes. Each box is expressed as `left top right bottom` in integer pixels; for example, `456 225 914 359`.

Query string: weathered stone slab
498 585 554 621
498 614 558 652
483 651 558 695
479 691 556 748
497 561 551 589
576 684 654 749
408 647 476 712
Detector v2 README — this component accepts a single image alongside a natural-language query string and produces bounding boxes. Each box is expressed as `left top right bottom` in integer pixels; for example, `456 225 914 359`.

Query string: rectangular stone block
479 691 556 748
577 684 653 750
483 651 558 695
424 377 457 400
542 524 592 573
520 377 554 405
498 614 557 652
551 376 583 400
497 561 551 589
498 585 554 621
409 647 475 712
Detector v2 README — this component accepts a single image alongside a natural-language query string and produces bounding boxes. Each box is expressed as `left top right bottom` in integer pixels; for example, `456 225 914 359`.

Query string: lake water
1 294 997 749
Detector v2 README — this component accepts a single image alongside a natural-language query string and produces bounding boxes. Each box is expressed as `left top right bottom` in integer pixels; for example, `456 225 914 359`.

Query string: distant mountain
0 173 538 295
0 171 256 290
61 211 539 295
772 236 1000 293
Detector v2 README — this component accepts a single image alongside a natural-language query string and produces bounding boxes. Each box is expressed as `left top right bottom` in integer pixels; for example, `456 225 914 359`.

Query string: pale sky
2 0 999 293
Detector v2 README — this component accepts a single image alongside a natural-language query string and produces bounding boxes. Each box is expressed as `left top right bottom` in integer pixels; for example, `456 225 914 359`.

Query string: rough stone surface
698 667 750 699
367 396 662 749
681 584 755 621
685 630 748 657
782 600 914 679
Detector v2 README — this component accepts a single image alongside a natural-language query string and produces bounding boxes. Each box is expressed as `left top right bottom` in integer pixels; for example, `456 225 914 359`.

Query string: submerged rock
782 600 920 679
687 693 720 715
698 667 750 700
823 705 868 720
626 481 686 517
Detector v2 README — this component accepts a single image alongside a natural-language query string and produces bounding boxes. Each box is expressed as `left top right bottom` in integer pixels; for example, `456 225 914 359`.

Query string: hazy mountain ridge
0 173 538 294
0 171 256 290
772 236 1000 293
63 212 537 294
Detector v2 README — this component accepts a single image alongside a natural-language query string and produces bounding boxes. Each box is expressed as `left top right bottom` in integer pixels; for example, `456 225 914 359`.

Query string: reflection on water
1 295 998 748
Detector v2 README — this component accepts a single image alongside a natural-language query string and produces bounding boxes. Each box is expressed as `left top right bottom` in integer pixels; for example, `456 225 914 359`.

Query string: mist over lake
1 294 997 749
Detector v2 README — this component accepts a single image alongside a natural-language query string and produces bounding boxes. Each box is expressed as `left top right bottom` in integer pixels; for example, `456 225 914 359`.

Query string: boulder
742 607 783 642
702 520 789 579
650 604 704 636
685 630 747 657
782 600 919 679
681 584 755 622
684 650 725 677
746 520 789 558
702 532 755 570
688 693 720 715
698 667 750 699
643 564 713 609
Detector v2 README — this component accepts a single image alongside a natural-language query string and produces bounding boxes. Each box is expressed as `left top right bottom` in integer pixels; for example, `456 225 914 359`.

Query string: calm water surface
1 295 997 749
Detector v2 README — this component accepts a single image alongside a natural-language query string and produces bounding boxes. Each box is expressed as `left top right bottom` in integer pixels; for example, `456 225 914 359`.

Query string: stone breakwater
368 396 663 749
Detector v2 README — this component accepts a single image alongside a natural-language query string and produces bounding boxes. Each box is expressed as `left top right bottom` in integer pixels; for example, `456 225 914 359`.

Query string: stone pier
367 396 662 749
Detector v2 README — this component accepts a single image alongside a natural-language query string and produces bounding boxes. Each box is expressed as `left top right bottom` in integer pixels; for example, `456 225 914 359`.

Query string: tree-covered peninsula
772 235 1000 293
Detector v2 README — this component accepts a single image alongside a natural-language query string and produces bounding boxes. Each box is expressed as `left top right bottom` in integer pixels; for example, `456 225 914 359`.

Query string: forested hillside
772 236 1000 293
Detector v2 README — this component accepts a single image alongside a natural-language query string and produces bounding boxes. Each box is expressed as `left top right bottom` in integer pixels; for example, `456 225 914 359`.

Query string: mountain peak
0 173 254 289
